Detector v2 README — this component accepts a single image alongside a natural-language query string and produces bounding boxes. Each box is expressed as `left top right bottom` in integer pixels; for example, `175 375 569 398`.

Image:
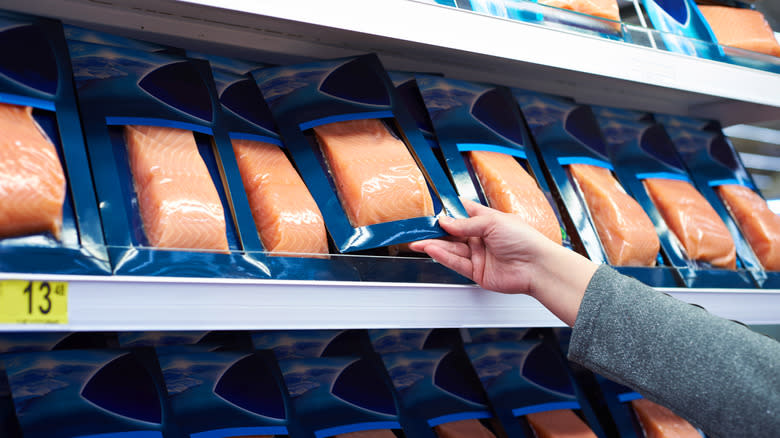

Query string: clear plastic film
468 150 562 245
231 138 329 257
312 118 434 227
124 125 229 252
525 409 597 438
643 178 736 269
434 419 497 438
630 399 701 438
537 0 619 23
0 103 65 240
717 184 780 271
569 164 659 267
698 6 780 58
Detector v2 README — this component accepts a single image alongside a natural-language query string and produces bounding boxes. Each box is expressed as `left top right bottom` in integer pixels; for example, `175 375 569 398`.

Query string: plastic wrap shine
717 184 780 271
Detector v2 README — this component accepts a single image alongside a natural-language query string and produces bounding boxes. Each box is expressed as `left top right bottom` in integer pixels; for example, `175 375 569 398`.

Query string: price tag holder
0 280 68 324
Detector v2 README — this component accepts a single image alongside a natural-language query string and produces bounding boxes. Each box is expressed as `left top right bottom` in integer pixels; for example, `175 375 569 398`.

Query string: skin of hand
409 199 599 326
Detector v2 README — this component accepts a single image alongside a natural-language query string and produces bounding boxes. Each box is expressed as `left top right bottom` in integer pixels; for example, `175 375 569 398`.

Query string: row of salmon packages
0 329 706 438
0 10 473 282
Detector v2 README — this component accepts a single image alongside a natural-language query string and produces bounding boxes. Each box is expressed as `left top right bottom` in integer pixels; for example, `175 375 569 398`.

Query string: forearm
568 265 780 438
529 244 598 326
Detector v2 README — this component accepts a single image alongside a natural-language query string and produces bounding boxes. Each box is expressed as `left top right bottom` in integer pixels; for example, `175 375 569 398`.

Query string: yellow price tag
0 280 68 324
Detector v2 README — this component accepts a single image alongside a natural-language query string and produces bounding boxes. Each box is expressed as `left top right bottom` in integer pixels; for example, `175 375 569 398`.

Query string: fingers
461 198 499 217
439 214 495 239
422 242 475 281
408 236 468 254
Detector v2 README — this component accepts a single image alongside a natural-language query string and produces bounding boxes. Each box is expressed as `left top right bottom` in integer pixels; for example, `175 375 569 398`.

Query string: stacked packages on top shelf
0 328 712 438
0 8 778 287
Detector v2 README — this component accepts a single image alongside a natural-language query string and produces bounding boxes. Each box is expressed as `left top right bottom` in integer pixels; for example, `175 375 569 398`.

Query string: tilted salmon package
67 40 273 278
252 329 374 360
157 349 289 438
463 336 607 438
591 107 755 288
513 90 679 287
660 119 778 287
252 55 467 253
187 51 359 280
416 76 570 248
4 348 181 438
0 12 109 274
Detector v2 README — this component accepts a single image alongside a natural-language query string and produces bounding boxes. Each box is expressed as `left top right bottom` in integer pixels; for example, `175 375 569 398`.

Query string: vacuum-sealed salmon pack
591 107 755 288
63 23 171 52
512 90 679 287
368 328 463 354
660 121 779 288
157 349 289 438
379 347 500 438
4 348 180 438
463 336 607 438
252 55 468 255
417 75 570 249
277 355 402 438
0 12 109 274
67 40 271 278
186 52 360 281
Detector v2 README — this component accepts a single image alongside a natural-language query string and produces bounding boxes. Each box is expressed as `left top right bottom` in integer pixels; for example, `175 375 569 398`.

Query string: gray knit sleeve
568 264 780 438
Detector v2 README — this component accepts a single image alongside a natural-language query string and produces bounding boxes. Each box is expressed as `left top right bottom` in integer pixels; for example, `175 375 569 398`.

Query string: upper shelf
1 272 778 331
7 0 780 126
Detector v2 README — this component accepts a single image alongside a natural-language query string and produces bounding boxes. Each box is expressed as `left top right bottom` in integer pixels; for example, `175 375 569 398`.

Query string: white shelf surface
0 273 779 331
4 0 780 125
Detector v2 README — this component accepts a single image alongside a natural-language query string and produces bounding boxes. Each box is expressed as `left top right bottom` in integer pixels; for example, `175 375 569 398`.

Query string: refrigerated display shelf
0 0 778 330
5 0 780 125
0 273 779 331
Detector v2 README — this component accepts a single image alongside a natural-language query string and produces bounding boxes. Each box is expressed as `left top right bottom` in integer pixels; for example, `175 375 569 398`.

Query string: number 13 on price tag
0 280 68 324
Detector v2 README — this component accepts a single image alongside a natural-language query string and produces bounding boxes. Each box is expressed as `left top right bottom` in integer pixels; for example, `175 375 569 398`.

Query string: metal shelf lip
0 274 778 331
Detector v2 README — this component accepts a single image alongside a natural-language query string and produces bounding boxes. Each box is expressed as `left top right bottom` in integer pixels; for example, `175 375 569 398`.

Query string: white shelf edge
1 274 778 331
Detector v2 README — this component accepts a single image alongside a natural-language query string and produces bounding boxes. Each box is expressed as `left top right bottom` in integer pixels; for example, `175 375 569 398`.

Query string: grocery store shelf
5 0 780 125
1 273 779 331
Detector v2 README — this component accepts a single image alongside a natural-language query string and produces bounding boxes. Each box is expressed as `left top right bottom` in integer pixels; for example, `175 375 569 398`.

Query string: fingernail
439 216 454 225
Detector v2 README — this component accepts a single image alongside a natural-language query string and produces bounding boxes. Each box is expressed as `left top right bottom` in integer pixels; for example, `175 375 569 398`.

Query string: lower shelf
0 272 779 331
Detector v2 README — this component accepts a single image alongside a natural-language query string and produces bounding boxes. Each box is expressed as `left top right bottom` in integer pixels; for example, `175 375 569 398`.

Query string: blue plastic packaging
278 355 401 438
63 24 170 52
252 330 372 360
463 334 608 438
368 328 463 354
591 106 755 288
660 119 777 287
158 349 289 438
513 90 679 287
417 75 571 248
67 40 270 278
252 54 468 253
4 348 180 438
639 0 722 58
0 12 109 275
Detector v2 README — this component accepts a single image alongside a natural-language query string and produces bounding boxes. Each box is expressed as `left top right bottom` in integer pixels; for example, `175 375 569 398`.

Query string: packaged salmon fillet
190 54 360 280
67 40 267 278
631 398 700 438
593 108 754 288
698 6 780 58
415 76 567 247
278 356 403 438
662 119 775 287
252 55 467 255
717 184 780 272
514 91 679 287
0 12 109 274
526 409 597 438
464 335 608 438
434 419 496 438
538 0 619 23
640 0 724 59
157 350 289 438
380 347 497 438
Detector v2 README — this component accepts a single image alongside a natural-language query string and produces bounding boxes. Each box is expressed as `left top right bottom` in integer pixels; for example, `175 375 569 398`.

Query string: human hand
409 199 598 326
409 199 553 295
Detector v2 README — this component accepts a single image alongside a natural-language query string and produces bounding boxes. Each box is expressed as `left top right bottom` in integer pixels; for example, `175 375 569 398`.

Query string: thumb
439 214 494 239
